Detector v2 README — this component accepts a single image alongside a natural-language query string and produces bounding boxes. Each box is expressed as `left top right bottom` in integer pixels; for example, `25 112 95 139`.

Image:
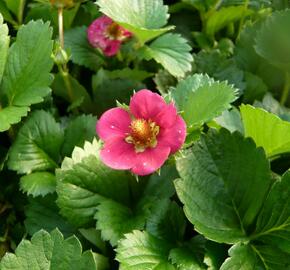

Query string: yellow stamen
125 119 160 152
105 22 123 40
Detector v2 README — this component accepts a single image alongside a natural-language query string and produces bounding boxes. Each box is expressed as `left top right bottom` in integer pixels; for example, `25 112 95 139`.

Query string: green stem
236 0 249 40
280 71 290 105
59 67 74 103
58 7 64 49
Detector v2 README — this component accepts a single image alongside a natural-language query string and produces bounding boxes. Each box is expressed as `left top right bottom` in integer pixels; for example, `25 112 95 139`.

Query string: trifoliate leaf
175 128 271 243
116 230 174 270
0 20 53 132
206 6 253 37
20 172 56 197
240 104 290 158
8 110 64 174
0 229 108 270
0 13 9 85
97 0 173 44
253 171 290 254
144 33 193 78
56 139 133 227
61 114 97 157
64 26 104 71
24 194 75 237
255 10 290 71
169 74 238 127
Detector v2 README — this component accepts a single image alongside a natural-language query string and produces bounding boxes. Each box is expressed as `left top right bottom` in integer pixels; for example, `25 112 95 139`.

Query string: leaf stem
236 0 249 40
280 71 290 106
58 7 64 49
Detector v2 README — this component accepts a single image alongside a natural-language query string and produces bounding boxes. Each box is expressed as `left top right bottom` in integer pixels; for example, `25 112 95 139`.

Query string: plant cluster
0 0 290 269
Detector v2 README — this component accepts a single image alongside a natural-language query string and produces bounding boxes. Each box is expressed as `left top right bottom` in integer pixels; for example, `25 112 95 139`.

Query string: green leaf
240 104 290 158
220 243 262 270
61 114 97 158
0 106 29 132
93 165 178 246
147 201 186 243
104 68 153 81
95 199 146 246
214 108 244 134
0 13 9 84
175 128 271 243
116 230 174 270
56 139 133 227
24 194 75 237
52 73 94 113
64 26 104 71
20 172 56 197
169 237 207 270
235 22 283 91
221 243 290 270
1 20 53 107
92 69 144 114
169 74 238 127
97 0 173 44
144 33 193 78
8 110 64 174
253 171 290 253
0 229 108 270
0 20 53 132
206 6 253 37
255 10 290 71
243 72 267 103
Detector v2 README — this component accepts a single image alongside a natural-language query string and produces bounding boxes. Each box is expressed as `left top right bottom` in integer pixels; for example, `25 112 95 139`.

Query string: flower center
125 119 160 153
105 22 124 40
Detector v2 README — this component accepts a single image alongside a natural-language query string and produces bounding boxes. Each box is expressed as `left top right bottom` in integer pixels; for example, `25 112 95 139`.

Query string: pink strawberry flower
96 90 187 176
87 15 132 57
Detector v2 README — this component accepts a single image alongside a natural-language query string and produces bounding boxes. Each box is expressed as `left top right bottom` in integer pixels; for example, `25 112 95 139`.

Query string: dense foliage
0 0 290 269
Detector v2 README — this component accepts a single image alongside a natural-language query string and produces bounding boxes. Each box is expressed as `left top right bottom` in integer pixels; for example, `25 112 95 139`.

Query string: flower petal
96 108 131 140
103 40 121 56
158 116 186 154
153 102 178 128
100 136 136 170
130 89 167 120
131 145 170 176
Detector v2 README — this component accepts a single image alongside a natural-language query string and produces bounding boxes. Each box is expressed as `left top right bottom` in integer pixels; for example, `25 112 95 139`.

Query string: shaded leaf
64 26 104 71
175 129 271 243
8 110 64 174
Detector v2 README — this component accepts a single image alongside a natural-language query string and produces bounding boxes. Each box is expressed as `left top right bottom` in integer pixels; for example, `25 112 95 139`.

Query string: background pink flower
96 90 186 176
87 15 132 57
